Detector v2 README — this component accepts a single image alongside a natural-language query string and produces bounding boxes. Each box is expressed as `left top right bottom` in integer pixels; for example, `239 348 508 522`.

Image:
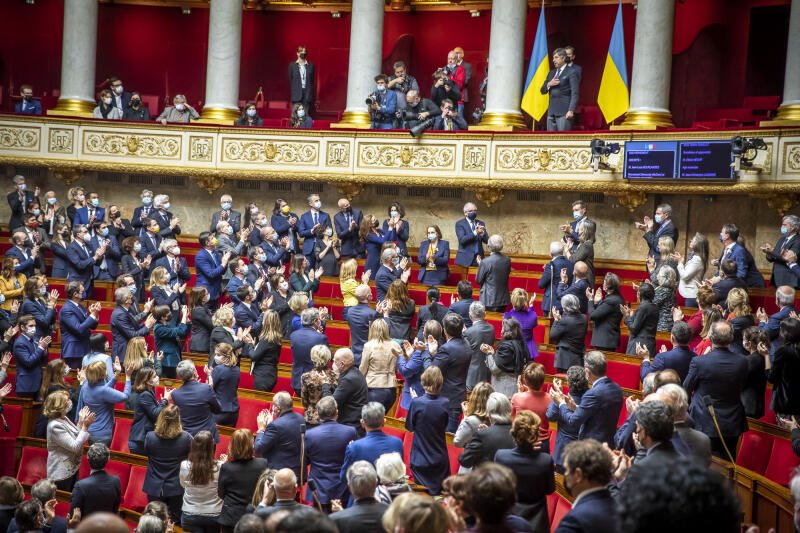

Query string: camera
472 106 484 124
401 109 420 122
410 118 435 138
393 77 411 94
365 94 378 106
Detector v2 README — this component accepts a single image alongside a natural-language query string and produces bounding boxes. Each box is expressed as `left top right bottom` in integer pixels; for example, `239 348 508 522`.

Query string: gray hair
656 265 677 289
273 391 293 412
346 461 378 499
316 396 337 421
463 202 477 213
375 452 406 484
561 294 580 314
159 238 178 253
380 248 396 264
584 350 607 377
87 442 110 470
486 392 512 424
393 60 406 69
642 372 658 396
173 94 187 103
135 514 164 533
176 359 196 381
30 479 56 503
12 175 25 185
549 241 564 256
783 215 800 233
658 203 672 216
469 300 486 320
300 308 319 327
658 383 688 419
487 234 504 252
777 286 796 307
361 402 385 430
791 471 800 503
553 47 567 59
153 194 169 208
115 287 131 306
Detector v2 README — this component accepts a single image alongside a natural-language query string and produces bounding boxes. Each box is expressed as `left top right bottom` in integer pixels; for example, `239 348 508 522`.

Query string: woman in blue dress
360 215 395 280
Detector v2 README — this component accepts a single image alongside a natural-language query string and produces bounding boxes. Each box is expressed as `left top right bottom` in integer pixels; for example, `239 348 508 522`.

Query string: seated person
237 102 263 127
16 85 42 115
290 103 313 129
432 99 467 131
123 92 151 121
93 89 123 120
156 94 200 125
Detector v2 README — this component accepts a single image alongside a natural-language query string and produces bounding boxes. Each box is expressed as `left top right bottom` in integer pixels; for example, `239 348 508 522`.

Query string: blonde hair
657 236 675 256
212 307 235 328
310 344 332 369
464 381 494 419
149 266 169 289
726 288 752 318
85 361 108 384
214 342 238 366
421 366 443 394
382 492 450 533
510 288 529 312
154 404 183 439
368 319 391 343
288 292 309 314
124 337 148 374
42 390 70 419
259 310 283 344
339 258 357 282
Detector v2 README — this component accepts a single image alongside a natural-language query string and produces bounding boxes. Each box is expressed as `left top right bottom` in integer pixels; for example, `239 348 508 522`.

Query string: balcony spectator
157 95 199 125
290 104 313 129
237 102 263 127
93 90 123 120
15 85 42 115
123 92 151 122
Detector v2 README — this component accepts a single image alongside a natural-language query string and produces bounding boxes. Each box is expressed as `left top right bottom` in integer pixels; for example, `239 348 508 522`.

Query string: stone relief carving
0 127 39 151
84 132 181 159
222 139 318 164
495 146 592 172
359 144 455 169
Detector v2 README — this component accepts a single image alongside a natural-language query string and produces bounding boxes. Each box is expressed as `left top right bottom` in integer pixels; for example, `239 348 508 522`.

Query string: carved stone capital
192 175 226 194
336 183 365 201
751 193 799 216
608 191 648 212
50 168 83 186
472 187 504 207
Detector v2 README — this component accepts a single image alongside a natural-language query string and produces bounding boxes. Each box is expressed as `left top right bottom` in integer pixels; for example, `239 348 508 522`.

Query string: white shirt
298 62 307 89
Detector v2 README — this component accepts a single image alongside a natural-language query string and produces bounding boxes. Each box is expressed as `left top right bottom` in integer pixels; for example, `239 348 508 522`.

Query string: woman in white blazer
44 390 96 491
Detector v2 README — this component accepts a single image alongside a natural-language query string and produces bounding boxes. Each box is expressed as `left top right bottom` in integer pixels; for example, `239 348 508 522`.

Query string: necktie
170 258 175 272
313 212 318 225
89 208 94 219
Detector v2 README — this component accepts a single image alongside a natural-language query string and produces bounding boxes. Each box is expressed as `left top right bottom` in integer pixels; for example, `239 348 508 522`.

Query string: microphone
702 395 736 480
306 479 323 512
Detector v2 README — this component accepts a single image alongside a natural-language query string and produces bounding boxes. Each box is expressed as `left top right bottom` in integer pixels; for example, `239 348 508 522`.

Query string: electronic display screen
623 141 678 179
677 141 734 180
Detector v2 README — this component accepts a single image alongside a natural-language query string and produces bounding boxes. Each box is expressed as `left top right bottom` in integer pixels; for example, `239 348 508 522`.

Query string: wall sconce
470 10 480 17
331 10 341 18
181 7 192 15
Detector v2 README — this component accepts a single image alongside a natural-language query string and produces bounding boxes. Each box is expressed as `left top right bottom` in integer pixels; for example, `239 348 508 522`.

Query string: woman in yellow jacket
0 257 26 311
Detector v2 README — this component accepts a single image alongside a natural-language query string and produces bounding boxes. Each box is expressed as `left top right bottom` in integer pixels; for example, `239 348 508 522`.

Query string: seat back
110 417 133 454
16 447 49 486
239 372 255 390
735 431 773 475
238 397 268 432
550 495 572 531
79 459 132 494
121 466 149 512
215 433 232 458
764 437 800 486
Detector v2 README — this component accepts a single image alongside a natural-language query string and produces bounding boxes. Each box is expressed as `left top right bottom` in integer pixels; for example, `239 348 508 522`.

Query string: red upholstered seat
279 345 293 364
79 459 132 494
550 496 572 531
122 466 149 512
0 404 24 475
735 431 773 475
111 417 133 454
215 434 231 458
402 431 413 466
447 444 461 478
16 447 48 486
764 437 800 486
325 324 350 346
606 360 640 390
273 376 294 395
238 397 269 432
546 493 558 524
239 372 254 390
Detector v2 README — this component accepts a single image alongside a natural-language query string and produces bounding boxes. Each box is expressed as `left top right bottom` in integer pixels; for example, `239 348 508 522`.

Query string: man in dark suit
657 383 712 466
255 392 305 480
305 397 358 511
640 321 695 382
111 287 154 363
455 202 488 268
333 348 369 432
340 402 403 483
13 314 51 399
150 194 181 239
374 248 410 302
565 46 583 86
551 351 623 447
556 440 619 533
346 285 383 365
73 193 106 226
67 225 106 298
627 400 679 476
463 301 496 390
539 47 580 131
711 260 747 306
636 203 678 262
459 392 515 468
5 231 39 278
714 223 765 287
108 77 132 111
58 282 100 368
554 260 590 313
138 218 164 264
298 194 331 270
475 234 511 312
761 215 800 288
14 213 50 273
289 308 329 394
432 313 471 432
258 226 291 267
254 469 303 519
756 285 797 357
131 189 155 234
90 224 121 282
540 242 573 315
432 99 467 130
209 194 242 235
7 175 38 230
449 280 477 327
289 45 316 111
15 85 42 115
195 232 232 309
170 360 221 442
333 198 363 259
683 321 749 458
330 461 389 533
70 444 121 517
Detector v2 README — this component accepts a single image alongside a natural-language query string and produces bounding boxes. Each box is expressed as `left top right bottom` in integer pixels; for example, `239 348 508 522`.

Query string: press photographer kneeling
401 90 440 129
409 98 467 137
368 74 397 130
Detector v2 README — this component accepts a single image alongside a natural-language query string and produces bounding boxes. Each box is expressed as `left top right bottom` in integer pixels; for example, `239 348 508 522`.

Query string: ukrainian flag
597 0 630 123
520 7 549 121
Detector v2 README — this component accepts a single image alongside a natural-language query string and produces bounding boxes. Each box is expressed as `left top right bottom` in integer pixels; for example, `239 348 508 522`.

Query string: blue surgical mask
272 233 279 243
164 273 171 282
163 202 171 210
241 265 249 275
134 242 142 252
654 214 663 224
428 233 437 241
393 256 400 266
33 209 40 216
719 234 724 243
376 85 385 92
246 109 257 117
91 198 100 207
313 201 322 210
572 211 581 220
128 285 137 294
39 287 47 295
258 254 266 262
47 197 57 205
100 228 108 237
142 197 152 205
297 109 305 118
781 226 789 235
221 202 231 210
326 228 333 237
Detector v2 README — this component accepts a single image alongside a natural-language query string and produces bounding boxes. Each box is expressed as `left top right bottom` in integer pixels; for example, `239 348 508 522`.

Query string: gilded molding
50 168 83 186
494 146 592 173
189 136 214 162
784 143 800 174
607 191 648 212
326 142 351 167
472 187 504 207
750 193 799 216
357 143 455 170
83 131 181 159
48 128 75 154
336 183 365 201
192 175 226 194
462 145 487 172
221 138 319 165
0 126 40 151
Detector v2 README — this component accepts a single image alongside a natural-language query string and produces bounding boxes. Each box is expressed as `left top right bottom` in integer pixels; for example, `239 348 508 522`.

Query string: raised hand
145 314 157 329
672 307 684 323
402 340 414 357
361 270 371 284
635 343 650 359
67 507 82 529
756 307 769 323
47 289 59 305
113 357 122 375
551 308 561 322
38 336 52 349
479 343 495 355
0 352 11 369
426 335 438 356
0 383 13 401
2 326 18 343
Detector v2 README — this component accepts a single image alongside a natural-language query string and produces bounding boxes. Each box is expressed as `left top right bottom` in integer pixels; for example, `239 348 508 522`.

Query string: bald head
573 261 588 279
76 513 129 533
334 348 354 372
337 198 350 210
355 284 372 303
273 468 298 499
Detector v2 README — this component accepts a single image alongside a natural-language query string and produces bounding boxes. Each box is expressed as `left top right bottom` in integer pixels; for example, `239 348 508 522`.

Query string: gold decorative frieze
472 187 504 207
192 175 226 194
221 138 319 165
784 143 800 173
462 145 487 172
358 143 455 170
83 131 181 159
0 126 40 151
48 128 75 154
189 136 214 162
494 146 592 172
326 142 351 167
337 183 364 200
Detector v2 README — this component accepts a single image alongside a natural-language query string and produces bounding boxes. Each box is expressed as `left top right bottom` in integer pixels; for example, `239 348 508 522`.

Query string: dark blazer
153 255 191 285
13 334 48 395
210 209 242 234
209 327 243 366
143 431 192 497
683 347 749 438
131 205 156 231
150 209 180 239
416 302 450 340
189 306 213 353
417 240 450 285
624 301 659 356
765 344 800 416
554 487 619 533
51 240 70 278
70 470 121 516
250 339 281 391
450 297 476 328
640 345 695 383
333 365 369 427
212 364 241 414
346 304 382 363
554 278 590 314
432 337 471 411
464 320 497 389
494 445 555 528
5 245 36 278
129 389 167 450
170 379 221 442
760 305 796 355
459 422 515 468
333 208 363 257
73 206 106 226
255 410 306 479
432 114 468 130
374 264 401 301
588 293 624 351
546 391 584 467
138 232 163 263
712 276 747 308
406 393 450 494
18 297 56 338
557 376 623 446
305 420 358 504
90 233 121 279
111 305 149 361
59 301 98 361
288 61 316 104
218 458 270 526
195 248 226 301
15 99 43 115
455 218 488 267
723 243 765 287
383 218 409 256
539 256 573 313
766 233 800 287
476 252 511 309
643 220 678 261
259 241 289 268
340 430 404 483
7 190 36 230
289 326 329 392
66 240 97 287
298 210 331 255
330 498 389 533
741 352 767 419
271 213 300 253
550 313 587 370
539 65 580 116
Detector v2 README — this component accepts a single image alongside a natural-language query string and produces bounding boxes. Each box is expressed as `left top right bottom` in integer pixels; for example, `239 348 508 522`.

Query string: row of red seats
736 430 800 486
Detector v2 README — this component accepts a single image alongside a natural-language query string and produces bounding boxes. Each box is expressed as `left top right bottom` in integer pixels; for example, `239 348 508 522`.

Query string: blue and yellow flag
520 7 549 121
597 1 629 123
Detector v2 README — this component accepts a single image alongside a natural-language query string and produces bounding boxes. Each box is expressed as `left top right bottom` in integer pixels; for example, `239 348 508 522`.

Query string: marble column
475 0 528 131
767 0 800 124
333 0 385 129
50 0 98 117
200 0 243 124
619 0 675 129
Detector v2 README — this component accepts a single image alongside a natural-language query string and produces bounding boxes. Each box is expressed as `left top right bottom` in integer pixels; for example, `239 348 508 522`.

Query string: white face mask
164 273 171 283
163 202 171 210
82 233 92 243
175 103 186 111
332 362 339 374
66 401 73 413
102 97 112 105
172 247 181 256
26 326 36 337
114 85 124 95
313 200 322 210
279 281 289 291
152 376 160 387
63 366 71 376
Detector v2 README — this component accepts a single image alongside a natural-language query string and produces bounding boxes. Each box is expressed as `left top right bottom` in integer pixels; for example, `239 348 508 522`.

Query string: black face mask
130 99 141 108
299 52 307 59
23 95 32 102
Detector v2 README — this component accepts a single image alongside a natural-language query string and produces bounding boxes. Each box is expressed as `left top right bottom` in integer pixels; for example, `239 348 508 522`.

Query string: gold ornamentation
359 144 455 169
472 111 527 131
786 143 800 173
495 146 591 172
222 139 318 164
607 191 647 212
616 110 675 130
0 126 39 151
337 183 364 200
192 175 226 194
189 137 214 162
50 168 83 186
326 142 351 167
472 187 504 207
751 193 799 216
331 110 372 130
462 145 486 172
49 129 74 154
84 132 181 159
47 98 94 118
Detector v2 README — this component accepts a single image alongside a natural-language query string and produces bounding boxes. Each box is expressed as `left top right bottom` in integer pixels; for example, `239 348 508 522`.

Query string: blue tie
472 222 479 253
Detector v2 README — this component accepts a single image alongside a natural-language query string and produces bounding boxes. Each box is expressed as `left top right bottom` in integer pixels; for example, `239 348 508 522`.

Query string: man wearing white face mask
13 314 52 399
560 200 593 254
108 76 131 110
132 189 155 234
298 194 331 271
90 222 121 281
153 238 191 291
66 225 107 299
214 222 249 287
210 194 242 235
156 94 199 125
151 194 181 239
635 203 678 262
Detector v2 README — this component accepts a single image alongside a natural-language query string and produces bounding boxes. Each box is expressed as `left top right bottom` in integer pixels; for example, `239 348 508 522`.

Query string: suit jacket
218 458 270 526
760 305 796 355
170 379 221 442
271 213 300 253
70 470 121 516
305 420 358 504
554 278 590 314
5 245 37 278
476 253 511 308
129 389 167 447
550 313 587 370
721 243 765 287
150 209 180 239
330 498 389 533
15 99 43 115
624 301 659 356
73 206 106 226
288 61 316 104
417 239 450 284
683 347 749 438
138 232 163 264
459 422 515 468
259 241 289 268
406 393 450 469
374 264 401 302
432 337 471 410
195 248 227 300
675 421 712 466
255 410 305 479
554 488 619 533
58 301 98 360
340 430 404 483
13 334 48 394
333 366 369 427
88 233 120 279
189 306 213 353
111 305 149 361
210 209 242 234
766 233 800 287
641 345 695 382
450 297 476 328
711 276 747 308
153 255 191 284
12 225 49 273
494 445 554 523
432 114 468 131
539 65 580 116
298 210 331 255
539 256 573 313
557 377 623 446
66 241 97 286
212 364 241 414
131 205 156 231
7 191 37 231
643 221 678 261
455 218 488 267
143 431 192 497
19 297 56 338
464 320 497 389
334 208 364 257
416 302 450 340
289 326 329 391
346 304 382 362
588 293 624 351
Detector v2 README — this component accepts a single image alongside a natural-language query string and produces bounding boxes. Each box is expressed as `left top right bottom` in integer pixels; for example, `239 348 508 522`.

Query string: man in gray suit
475 234 511 312
657 383 712 466
209 194 242 234
463 301 496 390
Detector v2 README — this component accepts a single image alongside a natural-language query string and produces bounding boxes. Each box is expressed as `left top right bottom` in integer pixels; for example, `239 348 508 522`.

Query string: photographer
368 74 397 130
388 61 419 117
432 99 467 131
401 90 440 129
431 69 461 108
